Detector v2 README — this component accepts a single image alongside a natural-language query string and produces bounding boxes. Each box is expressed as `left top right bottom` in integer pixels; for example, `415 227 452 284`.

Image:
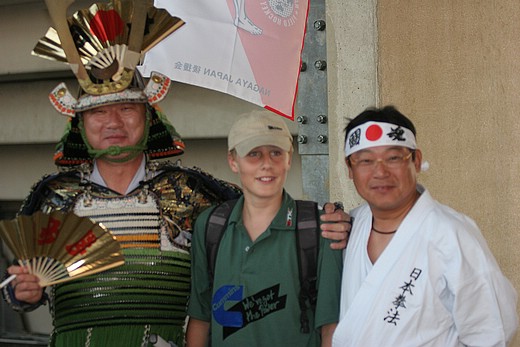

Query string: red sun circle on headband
365 124 383 141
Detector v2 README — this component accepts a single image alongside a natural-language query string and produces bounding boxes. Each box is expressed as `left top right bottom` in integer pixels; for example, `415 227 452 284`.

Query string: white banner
141 0 310 120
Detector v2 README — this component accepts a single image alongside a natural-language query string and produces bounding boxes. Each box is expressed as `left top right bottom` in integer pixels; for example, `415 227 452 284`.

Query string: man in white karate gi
333 106 518 347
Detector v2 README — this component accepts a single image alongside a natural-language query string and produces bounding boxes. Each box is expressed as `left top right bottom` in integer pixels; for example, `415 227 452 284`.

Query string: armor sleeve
2 171 81 312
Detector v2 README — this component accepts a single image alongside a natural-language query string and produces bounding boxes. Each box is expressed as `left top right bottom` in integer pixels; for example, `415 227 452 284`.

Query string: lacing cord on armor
85 327 92 347
88 144 147 163
141 324 151 347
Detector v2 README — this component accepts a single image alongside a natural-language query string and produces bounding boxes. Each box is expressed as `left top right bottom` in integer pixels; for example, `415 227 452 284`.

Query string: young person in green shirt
186 110 343 347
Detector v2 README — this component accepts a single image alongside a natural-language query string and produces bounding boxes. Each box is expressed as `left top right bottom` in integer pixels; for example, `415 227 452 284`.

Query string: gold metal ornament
33 0 184 95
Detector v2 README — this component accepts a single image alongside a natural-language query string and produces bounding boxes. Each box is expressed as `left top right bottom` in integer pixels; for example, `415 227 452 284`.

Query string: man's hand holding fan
0 211 124 303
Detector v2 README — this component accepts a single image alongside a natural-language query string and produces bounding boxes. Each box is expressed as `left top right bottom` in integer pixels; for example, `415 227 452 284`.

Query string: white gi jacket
333 185 518 347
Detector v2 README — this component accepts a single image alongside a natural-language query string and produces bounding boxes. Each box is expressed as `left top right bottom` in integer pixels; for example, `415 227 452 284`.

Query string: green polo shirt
189 192 343 347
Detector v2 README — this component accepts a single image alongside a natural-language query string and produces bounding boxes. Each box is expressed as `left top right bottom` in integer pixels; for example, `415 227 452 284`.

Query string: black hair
344 105 417 147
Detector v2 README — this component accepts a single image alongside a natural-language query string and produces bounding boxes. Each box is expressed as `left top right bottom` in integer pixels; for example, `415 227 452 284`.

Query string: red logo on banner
226 0 307 119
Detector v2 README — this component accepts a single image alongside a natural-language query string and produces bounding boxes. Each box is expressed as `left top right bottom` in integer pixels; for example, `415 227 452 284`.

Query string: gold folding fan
0 211 124 288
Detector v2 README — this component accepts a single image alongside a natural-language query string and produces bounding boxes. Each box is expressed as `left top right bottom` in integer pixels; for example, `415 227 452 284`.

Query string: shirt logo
212 284 287 339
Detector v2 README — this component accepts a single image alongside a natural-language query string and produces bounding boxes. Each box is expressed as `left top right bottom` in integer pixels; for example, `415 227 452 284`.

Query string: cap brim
234 136 293 157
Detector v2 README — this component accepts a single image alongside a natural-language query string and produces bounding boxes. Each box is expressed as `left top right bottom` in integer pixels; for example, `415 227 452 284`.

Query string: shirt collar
228 191 296 230
90 156 146 194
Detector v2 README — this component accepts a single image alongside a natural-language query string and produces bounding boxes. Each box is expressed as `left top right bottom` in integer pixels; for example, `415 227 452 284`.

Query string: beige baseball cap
228 110 293 157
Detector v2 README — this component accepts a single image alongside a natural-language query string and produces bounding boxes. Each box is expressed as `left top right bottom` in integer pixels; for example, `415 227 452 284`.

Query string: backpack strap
295 200 320 334
205 199 239 285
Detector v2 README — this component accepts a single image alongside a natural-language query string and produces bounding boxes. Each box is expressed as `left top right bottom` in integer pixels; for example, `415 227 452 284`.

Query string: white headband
345 121 416 157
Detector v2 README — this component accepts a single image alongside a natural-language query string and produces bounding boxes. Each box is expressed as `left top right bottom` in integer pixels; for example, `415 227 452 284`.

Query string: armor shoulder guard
154 163 242 202
20 171 84 215
149 163 242 230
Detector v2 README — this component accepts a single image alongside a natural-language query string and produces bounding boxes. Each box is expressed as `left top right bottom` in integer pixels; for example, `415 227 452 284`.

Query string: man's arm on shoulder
320 202 352 250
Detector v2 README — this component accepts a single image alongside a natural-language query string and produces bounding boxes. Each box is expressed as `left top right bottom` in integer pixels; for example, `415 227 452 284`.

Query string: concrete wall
379 3 520 346
328 0 519 345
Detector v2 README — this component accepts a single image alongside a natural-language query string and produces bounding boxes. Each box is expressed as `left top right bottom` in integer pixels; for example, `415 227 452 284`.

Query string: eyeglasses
349 151 414 171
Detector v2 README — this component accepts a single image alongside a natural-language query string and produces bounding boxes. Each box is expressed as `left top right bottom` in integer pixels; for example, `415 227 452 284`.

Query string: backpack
205 199 319 333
